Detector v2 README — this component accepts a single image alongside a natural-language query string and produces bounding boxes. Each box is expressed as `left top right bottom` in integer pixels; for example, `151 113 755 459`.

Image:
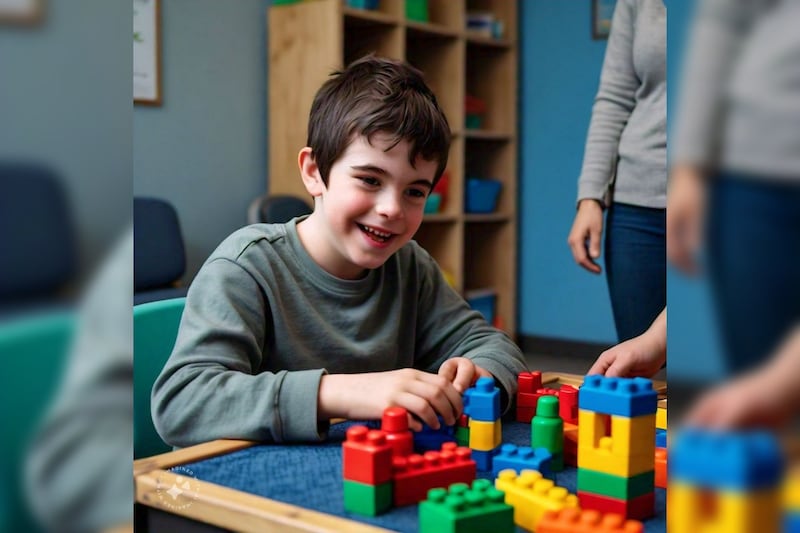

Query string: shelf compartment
465 42 515 133
414 221 463 290
464 139 516 215
344 19 403 65
342 0 403 20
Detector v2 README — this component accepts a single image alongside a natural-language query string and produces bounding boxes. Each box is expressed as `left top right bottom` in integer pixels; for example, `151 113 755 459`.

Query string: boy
151 56 527 447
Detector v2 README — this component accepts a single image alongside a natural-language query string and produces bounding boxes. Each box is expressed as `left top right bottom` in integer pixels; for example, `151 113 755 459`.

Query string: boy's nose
376 194 404 219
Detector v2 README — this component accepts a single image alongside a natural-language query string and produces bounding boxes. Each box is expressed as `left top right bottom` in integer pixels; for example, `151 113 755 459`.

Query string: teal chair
0 311 74 533
133 297 186 459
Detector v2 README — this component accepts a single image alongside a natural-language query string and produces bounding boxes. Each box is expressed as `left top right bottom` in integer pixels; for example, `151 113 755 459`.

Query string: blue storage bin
346 0 379 10
465 179 502 213
465 289 496 324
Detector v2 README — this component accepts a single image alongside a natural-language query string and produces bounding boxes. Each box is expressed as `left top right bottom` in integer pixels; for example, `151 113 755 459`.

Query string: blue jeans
706 173 800 374
605 203 667 342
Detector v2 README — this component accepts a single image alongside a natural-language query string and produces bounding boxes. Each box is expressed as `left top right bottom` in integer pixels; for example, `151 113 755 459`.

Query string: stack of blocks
463 376 501 471
495 469 579 531
785 468 800 533
577 375 657 520
655 400 667 489
538 508 644 533
668 428 784 533
342 426 394 516
419 479 514 533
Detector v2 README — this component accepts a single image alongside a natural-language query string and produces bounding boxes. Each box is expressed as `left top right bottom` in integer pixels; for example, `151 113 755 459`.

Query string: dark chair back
247 194 312 224
133 197 186 303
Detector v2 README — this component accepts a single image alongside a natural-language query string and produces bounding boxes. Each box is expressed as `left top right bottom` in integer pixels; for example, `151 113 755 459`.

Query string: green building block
455 425 470 447
531 395 564 471
578 468 655 500
419 479 514 533
343 479 392 516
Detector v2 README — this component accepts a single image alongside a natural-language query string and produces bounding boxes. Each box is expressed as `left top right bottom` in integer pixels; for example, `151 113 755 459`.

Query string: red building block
563 422 579 467
518 371 543 394
342 426 393 485
538 508 644 533
559 385 579 425
457 413 469 428
655 447 667 489
578 491 655 521
381 406 413 458
392 442 477 506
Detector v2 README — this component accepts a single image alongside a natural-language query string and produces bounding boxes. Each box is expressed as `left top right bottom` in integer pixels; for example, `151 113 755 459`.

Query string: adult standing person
568 0 667 342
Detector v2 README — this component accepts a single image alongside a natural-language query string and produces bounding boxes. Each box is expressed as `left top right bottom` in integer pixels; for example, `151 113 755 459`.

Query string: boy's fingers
400 392 440 430
413 377 460 426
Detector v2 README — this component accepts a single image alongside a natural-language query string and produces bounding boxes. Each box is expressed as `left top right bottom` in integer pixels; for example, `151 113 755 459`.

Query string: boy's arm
151 258 326 447
412 250 528 412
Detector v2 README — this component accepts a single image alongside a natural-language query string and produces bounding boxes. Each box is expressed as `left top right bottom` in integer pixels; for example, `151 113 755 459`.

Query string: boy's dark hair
306 55 451 187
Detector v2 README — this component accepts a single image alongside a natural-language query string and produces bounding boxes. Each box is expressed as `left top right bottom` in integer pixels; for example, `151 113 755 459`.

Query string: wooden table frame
133 373 667 532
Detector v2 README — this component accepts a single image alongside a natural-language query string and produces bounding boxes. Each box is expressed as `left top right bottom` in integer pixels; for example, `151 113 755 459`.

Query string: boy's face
298 134 437 279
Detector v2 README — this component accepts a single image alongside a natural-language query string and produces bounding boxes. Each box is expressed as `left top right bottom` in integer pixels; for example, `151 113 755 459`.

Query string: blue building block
655 428 667 448
491 443 553 480
785 512 800 533
414 415 455 453
670 428 785 491
471 448 498 472
463 376 500 422
577 375 657 417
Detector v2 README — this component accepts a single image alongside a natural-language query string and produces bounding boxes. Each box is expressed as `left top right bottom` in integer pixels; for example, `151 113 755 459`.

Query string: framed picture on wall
134 0 162 105
592 0 617 40
0 0 44 25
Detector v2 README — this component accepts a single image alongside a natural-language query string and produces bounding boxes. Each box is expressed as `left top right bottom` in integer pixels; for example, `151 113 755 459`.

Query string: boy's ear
298 147 325 197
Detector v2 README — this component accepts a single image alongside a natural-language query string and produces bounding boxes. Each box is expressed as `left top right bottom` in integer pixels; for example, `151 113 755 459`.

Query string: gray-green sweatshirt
151 218 527 447
578 0 667 208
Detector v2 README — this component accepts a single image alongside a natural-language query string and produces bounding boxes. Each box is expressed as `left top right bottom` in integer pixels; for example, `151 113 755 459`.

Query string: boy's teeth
362 225 391 238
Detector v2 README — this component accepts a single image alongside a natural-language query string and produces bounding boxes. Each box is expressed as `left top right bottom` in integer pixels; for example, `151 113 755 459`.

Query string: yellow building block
495 469 579 531
468 418 501 451
668 481 781 533
579 409 655 457
785 467 800 511
656 407 667 430
578 436 654 478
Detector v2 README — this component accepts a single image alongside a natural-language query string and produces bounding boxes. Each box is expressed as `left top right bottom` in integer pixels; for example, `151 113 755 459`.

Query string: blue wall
134 0 271 281
518 0 616 344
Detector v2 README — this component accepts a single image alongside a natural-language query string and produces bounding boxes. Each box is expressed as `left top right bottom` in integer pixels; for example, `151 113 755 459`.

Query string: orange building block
538 507 643 533
655 447 667 489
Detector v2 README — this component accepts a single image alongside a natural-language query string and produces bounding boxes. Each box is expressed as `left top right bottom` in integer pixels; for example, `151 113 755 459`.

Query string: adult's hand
567 199 604 274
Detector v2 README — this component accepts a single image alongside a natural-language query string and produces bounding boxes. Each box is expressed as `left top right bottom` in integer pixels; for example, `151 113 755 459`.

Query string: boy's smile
297 134 438 280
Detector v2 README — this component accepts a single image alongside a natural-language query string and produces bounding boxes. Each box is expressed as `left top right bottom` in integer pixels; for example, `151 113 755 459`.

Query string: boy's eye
407 189 427 199
358 176 380 186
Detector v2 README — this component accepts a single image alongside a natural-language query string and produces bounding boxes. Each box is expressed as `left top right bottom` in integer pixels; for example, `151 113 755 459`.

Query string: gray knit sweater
578 0 667 208
672 0 800 179
151 218 527 447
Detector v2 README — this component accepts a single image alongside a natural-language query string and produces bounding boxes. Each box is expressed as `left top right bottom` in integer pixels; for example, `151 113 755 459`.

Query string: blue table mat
183 420 666 532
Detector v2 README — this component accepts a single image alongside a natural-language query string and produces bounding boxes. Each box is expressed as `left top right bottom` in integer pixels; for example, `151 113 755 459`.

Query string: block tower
342 426 394 516
577 375 657 520
668 428 784 533
463 376 501 471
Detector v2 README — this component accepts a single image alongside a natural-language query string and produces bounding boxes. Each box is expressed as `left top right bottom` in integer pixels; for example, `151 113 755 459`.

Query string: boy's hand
588 309 666 378
438 357 493 394
317 369 462 432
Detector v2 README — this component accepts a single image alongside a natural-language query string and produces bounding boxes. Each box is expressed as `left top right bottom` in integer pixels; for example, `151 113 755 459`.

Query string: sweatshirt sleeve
577 0 638 206
151 258 326 447
411 250 528 413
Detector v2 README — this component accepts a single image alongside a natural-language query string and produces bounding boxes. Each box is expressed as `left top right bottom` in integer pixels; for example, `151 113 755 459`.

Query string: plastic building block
669 481 782 533
470 448 496 471
516 405 537 424
492 443 552 480
537 508 644 533
785 513 800 533
455 425 470 447
563 422 578 467
468 418 501 451
457 413 469 428
654 448 667 489
786 469 800 510
392 442 477 506
342 426 393 485
578 375 657 417
343 479 392 516
518 371 543 394
415 415 456 453
532 396 564 471
578 435 655 478
655 428 667 449
559 385 579 425
495 469 579 532
419 479 514 533
669 428 785 491
463 376 500 422
579 409 656 460
656 406 667 430
381 406 413 457
577 468 654 500
578 490 654 521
